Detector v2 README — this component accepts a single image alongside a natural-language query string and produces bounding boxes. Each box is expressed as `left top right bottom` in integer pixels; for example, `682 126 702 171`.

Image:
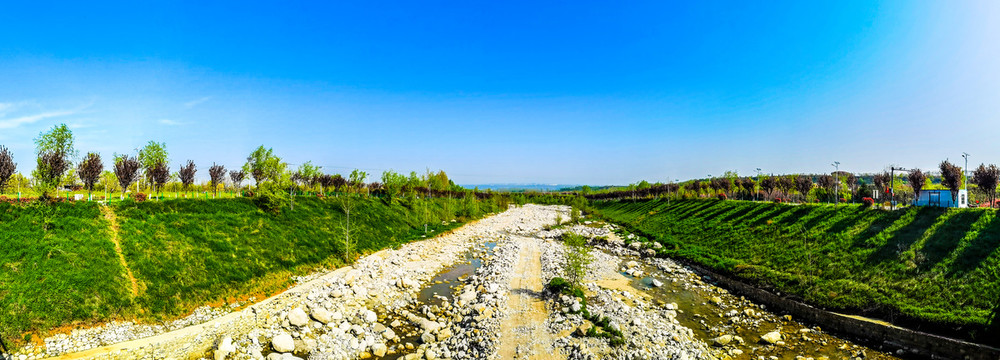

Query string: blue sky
1 1 998 185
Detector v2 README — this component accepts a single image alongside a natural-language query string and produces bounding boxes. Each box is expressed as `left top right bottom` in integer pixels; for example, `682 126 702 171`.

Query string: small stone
710 297 723 305
570 302 582 312
372 344 388 357
651 279 663 287
664 302 678 310
575 322 594 336
712 335 733 346
421 331 436 344
424 349 437 360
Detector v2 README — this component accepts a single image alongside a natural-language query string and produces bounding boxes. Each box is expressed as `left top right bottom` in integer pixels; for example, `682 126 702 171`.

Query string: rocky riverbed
10 205 906 360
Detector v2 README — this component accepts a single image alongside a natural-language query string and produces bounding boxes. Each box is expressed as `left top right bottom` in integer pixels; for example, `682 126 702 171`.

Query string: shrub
773 198 782 204
134 193 147 202
563 233 593 287
717 193 727 200
253 182 289 213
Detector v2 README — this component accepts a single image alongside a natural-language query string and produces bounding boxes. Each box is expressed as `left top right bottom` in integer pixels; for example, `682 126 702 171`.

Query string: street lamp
755 168 762 202
832 162 840 205
962 152 970 192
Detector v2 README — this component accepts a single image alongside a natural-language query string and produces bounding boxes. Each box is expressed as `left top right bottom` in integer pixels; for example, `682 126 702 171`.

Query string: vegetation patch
0 195 506 347
592 198 1000 344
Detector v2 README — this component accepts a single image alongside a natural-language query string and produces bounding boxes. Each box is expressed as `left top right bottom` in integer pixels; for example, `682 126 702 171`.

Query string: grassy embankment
1 196 501 346
592 199 1000 343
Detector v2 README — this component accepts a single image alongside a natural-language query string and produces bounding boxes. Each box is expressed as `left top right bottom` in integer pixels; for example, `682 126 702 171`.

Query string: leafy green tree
295 161 322 191
563 233 593 287
34 123 77 166
77 152 103 199
381 170 407 200
242 145 285 186
33 124 77 198
349 169 368 194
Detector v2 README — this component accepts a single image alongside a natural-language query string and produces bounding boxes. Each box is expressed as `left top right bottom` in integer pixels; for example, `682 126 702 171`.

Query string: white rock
363 310 378 323
311 308 333 324
371 343 388 357
651 279 663 287
214 336 236 360
272 333 295 353
288 308 309 327
761 331 782 344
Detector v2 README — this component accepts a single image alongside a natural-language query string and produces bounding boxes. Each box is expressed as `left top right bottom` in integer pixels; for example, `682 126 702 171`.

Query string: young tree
178 160 197 196
137 141 167 192
242 145 284 186
760 176 776 198
873 172 891 202
563 233 593 287
971 164 1000 208
382 170 407 200
338 194 359 261
77 152 103 199
846 173 858 200
907 169 927 204
349 169 368 194
34 123 77 166
229 170 245 193
738 177 756 200
0 145 15 194
36 151 70 199
148 161 170 198
795 175 814 202
777 176 795 198
209 163 226 197
940 160 963 203
817 175 838 203
332 174 347 193
114 155 141 200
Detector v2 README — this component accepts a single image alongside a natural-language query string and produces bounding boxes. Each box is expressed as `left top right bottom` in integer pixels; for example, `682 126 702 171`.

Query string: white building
913 189 968 208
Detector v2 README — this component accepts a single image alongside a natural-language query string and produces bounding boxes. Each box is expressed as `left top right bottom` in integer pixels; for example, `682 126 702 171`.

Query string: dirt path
100 205 139 298
497 237 563 360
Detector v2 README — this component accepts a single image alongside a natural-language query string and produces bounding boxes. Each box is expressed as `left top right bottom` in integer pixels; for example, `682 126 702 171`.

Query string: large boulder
288 308 309 327
272 332 295 353
760 331 782 344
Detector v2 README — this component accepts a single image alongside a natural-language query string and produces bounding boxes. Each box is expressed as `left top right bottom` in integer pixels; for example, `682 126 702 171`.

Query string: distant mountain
460 183 583 192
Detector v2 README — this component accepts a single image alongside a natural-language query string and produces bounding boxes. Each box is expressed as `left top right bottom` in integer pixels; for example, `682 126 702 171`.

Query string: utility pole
832 161 840 205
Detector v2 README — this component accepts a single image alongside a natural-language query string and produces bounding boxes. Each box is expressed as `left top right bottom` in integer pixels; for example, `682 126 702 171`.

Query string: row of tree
0 124 501 202
584 160 1000 208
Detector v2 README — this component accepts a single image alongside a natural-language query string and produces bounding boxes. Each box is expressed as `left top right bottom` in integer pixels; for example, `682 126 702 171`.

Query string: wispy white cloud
0 109 79 130
184 96 212 109
159 119 185 126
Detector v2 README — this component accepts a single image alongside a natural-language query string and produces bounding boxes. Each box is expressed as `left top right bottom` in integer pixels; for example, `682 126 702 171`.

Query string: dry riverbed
9 205 904 360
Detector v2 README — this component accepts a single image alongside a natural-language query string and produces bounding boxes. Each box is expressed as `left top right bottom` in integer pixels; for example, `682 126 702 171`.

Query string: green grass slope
592 199 1000 342
1 196 500 346
0 202 132 344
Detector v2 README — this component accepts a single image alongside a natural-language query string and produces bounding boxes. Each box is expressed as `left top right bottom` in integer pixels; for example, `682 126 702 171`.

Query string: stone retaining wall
687 264 1000 360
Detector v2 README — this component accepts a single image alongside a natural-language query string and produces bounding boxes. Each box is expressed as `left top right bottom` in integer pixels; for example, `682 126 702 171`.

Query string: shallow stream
616 250 900 359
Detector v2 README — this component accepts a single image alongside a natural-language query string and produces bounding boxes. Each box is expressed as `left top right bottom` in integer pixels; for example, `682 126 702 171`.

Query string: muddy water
378 240 496 360
618 251 899 360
